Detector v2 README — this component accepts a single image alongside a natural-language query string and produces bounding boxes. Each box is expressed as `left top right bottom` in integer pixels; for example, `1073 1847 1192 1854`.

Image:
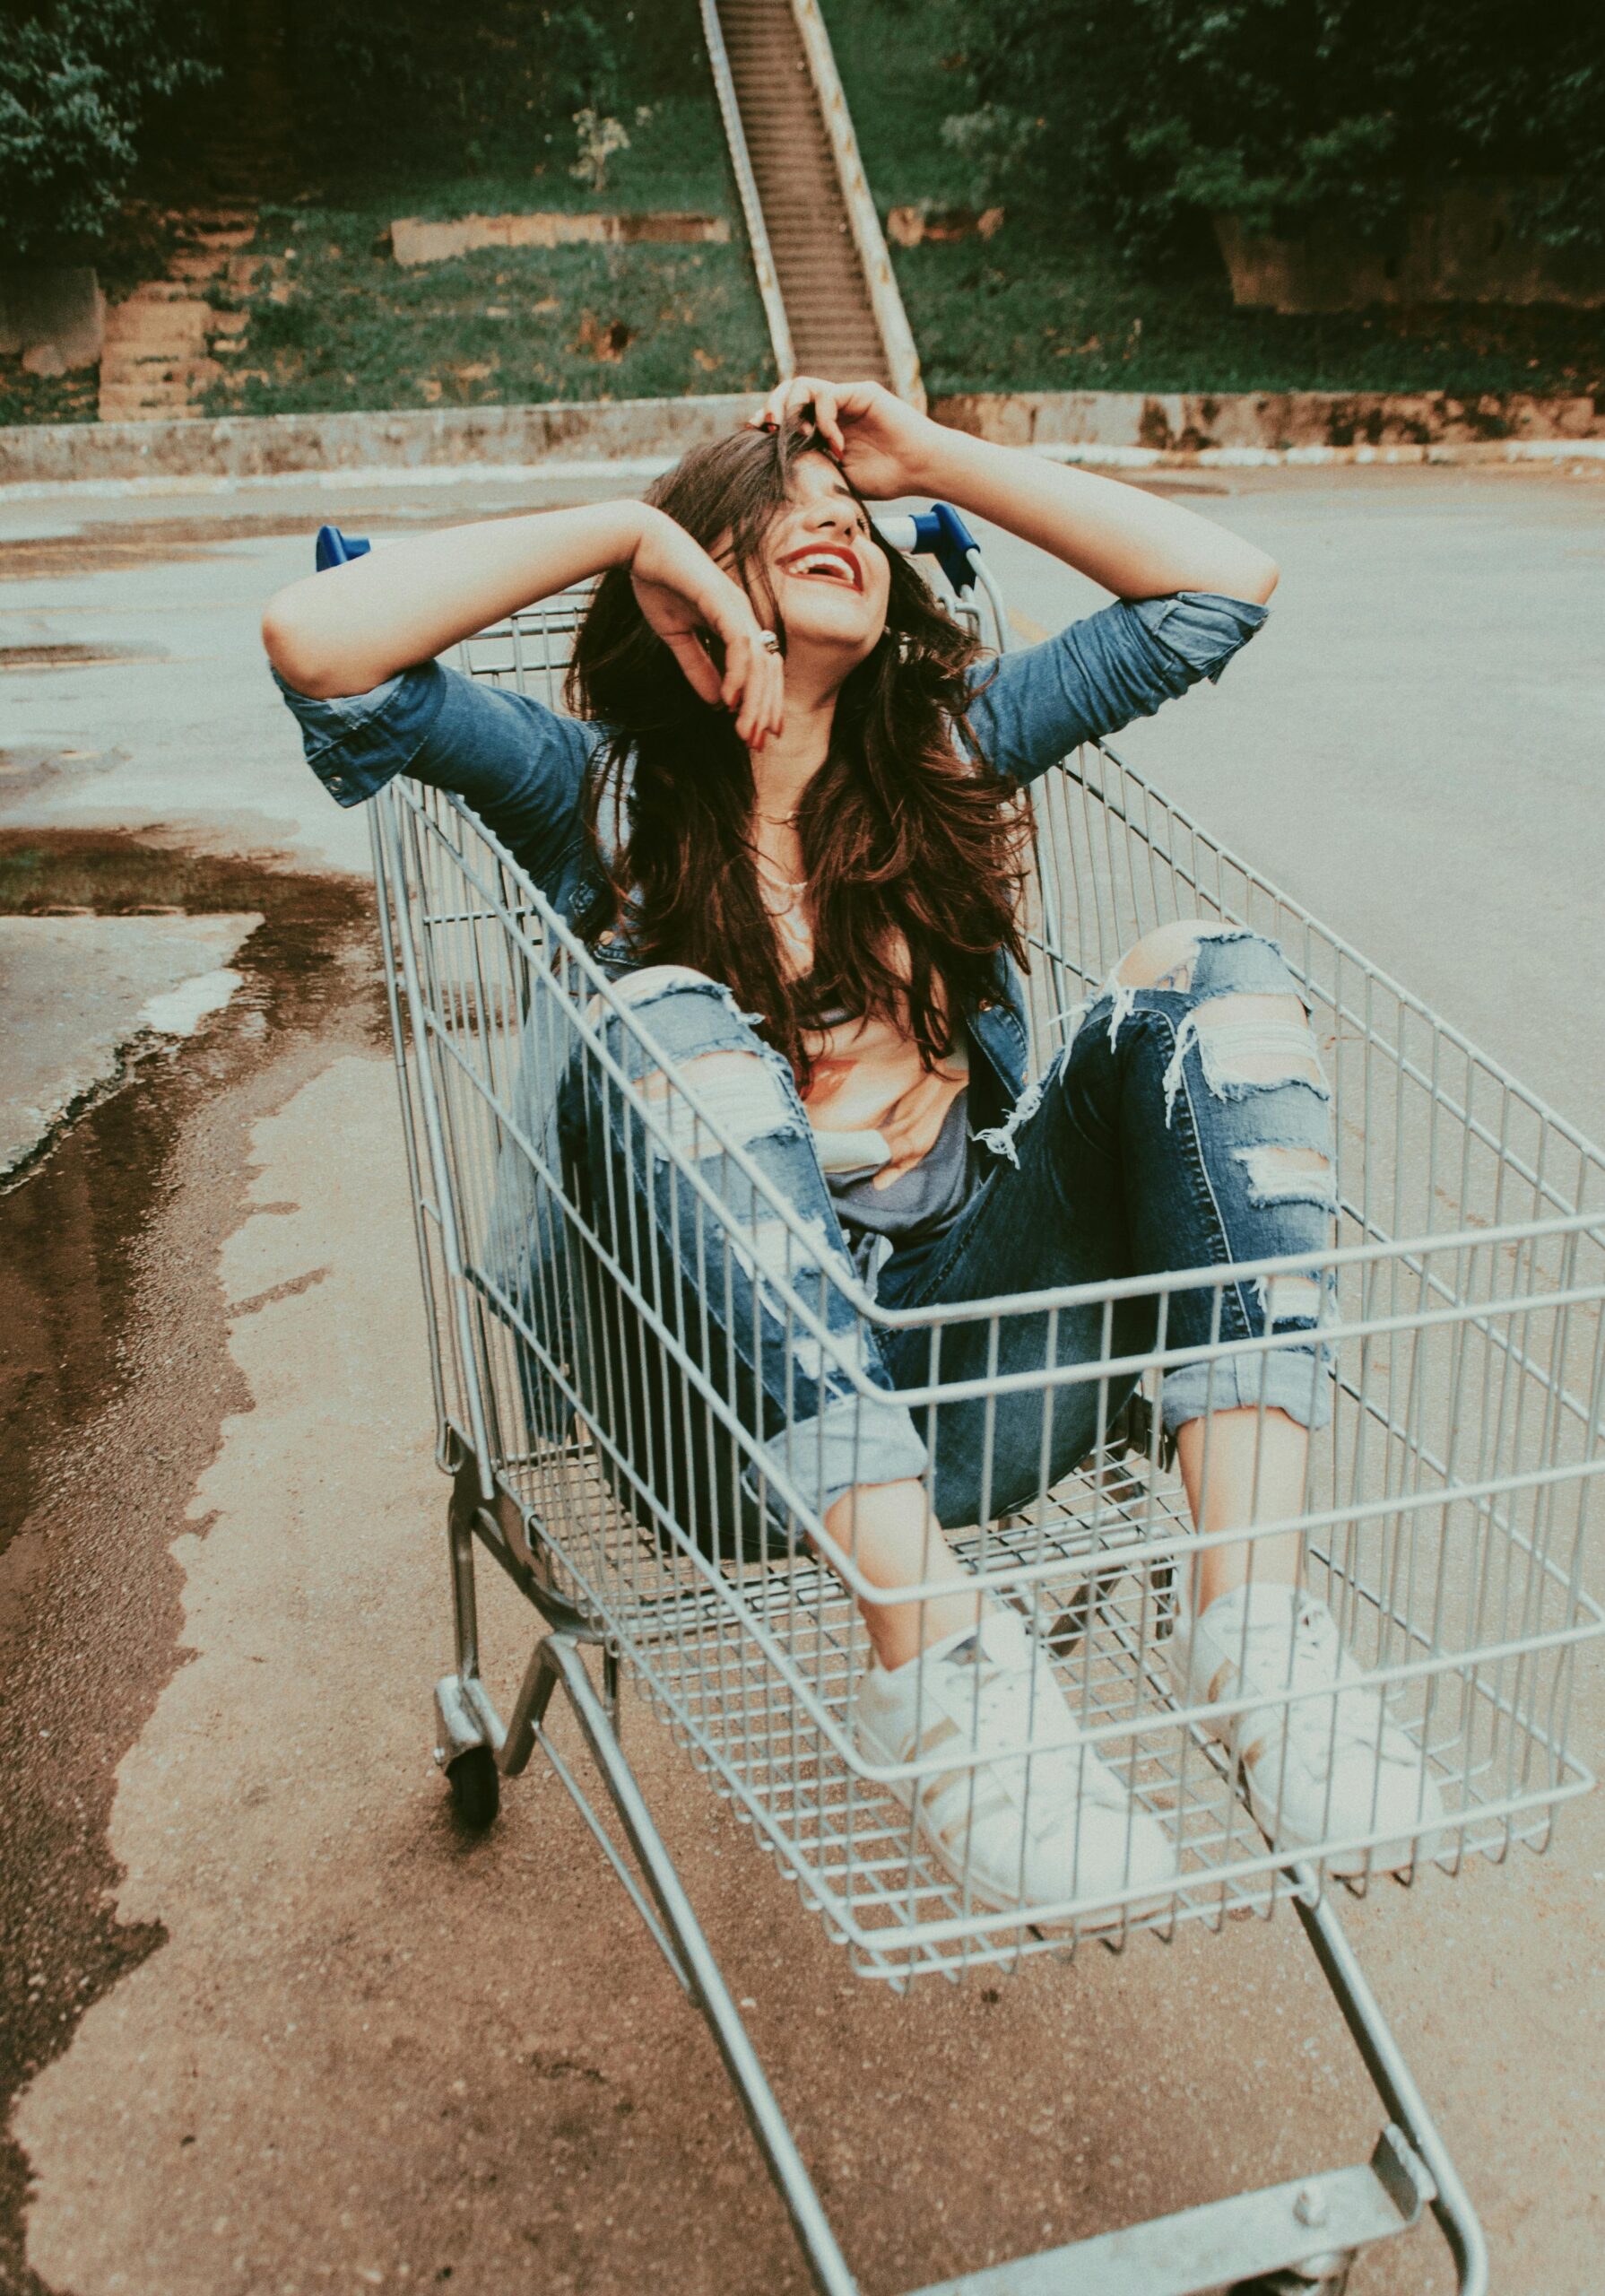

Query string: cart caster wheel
445 1744 500 1828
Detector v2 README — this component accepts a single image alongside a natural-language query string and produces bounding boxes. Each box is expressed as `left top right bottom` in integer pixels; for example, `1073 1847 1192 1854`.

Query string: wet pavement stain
0 828 376 934
0 831 385 2296
0 752 119 806
0 644 169 674
0 516 339 583
0 505 527 586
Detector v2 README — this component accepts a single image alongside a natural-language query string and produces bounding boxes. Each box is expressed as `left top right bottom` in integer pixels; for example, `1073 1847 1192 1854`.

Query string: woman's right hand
628 508 785 749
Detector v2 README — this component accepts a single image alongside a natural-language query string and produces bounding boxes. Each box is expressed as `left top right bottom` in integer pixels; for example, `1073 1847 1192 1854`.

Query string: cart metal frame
351 514 1605 2295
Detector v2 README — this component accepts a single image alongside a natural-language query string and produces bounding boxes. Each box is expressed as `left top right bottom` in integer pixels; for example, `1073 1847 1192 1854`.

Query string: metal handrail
700 0 797 381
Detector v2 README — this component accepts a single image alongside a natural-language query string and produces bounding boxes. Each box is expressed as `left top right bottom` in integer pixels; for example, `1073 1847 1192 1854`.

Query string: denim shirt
278 589 1265 1448
276 588 1267 1123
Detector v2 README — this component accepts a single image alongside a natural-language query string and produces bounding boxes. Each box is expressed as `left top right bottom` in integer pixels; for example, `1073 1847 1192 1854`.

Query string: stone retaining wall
929 388 1605 456
4 385 1603 490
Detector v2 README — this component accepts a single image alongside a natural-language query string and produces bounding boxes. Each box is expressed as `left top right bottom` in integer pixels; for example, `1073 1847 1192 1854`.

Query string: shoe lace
953 1652 1132 1824
1245 1601 1401 1774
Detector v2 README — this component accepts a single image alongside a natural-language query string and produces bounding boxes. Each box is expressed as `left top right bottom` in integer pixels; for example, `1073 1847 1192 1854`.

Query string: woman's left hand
747 376 939 500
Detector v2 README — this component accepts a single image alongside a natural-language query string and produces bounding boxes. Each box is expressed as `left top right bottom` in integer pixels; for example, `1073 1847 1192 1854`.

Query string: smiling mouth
779 546 863 592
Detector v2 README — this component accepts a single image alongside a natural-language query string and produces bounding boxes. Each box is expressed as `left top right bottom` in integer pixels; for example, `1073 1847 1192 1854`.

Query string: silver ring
758 630 781 654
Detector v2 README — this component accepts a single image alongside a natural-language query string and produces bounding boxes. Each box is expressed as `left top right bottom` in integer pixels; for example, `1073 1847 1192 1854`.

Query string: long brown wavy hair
568 422 1032 1087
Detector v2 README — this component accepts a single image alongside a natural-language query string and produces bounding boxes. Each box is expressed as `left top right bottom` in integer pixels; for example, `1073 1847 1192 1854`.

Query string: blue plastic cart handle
907 502 981 598
315 523 371 570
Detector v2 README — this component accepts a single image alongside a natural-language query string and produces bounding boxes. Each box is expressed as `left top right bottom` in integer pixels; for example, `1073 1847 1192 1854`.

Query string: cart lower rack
356 523 1604 2295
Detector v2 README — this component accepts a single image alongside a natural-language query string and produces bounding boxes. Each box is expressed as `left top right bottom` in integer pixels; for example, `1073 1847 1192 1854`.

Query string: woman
264 378 1442 1919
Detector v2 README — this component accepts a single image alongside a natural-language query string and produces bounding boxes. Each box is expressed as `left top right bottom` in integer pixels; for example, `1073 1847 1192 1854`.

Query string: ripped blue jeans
560 930 1335 1558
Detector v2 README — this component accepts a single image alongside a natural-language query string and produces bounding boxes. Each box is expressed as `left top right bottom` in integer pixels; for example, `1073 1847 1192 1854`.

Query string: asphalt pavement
1 460 1601 2296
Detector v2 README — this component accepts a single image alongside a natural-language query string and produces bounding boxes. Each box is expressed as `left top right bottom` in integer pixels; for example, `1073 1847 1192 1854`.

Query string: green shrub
0 1 220 257
946 0 1605 264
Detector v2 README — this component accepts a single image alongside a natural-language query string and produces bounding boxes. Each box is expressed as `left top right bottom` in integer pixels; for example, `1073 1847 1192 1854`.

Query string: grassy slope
1 50 776 425
203 92 776 416
821 0 1605 400
1 205 187 425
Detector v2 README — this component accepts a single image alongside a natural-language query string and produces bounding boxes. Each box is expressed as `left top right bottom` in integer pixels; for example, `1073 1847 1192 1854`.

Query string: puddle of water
0 829 331 919
0 831 380 1556
138 963 247 1037
0 830 385 2294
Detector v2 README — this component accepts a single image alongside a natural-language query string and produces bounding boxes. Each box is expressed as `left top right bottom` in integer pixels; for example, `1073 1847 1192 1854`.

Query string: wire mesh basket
370 578 1605 1990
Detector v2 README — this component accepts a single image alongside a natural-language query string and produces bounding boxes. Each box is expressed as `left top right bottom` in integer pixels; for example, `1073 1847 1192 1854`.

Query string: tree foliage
945 0 1605 263
0 1 220 257
0 0 708 258
279 0 700 175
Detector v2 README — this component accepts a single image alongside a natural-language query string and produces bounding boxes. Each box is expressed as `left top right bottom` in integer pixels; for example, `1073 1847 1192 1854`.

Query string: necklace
755 807 799 826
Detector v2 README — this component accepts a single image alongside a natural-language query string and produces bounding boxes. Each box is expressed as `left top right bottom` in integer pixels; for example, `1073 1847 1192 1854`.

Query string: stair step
773 274 874 295
118 279 208 305
97 404 191 423
97 386 193 408
100 353 222 387
103 315 213 355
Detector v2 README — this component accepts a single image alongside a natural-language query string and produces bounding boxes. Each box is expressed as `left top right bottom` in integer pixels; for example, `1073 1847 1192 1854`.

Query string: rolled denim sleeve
965 590 1269 787
273 658 606 890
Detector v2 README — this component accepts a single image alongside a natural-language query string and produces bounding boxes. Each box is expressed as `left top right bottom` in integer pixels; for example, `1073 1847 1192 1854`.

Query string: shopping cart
325 511 1605 2294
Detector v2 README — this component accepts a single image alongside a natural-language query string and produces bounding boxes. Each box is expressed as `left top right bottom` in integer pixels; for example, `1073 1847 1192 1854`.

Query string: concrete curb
3 385 1603 494
931 387 1605 466
0 394 767 491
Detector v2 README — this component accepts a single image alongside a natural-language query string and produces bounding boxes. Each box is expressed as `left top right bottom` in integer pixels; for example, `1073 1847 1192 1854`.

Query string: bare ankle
819 1479 983 1670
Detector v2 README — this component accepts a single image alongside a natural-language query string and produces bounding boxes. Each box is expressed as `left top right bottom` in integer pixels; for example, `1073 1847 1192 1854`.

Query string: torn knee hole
1162 990 1329 1120
638 1048 762 1104
585 963 724 1027
1257 1144 1329 1176
1115 918 1219 995
1194 991 1308 1030
1237 1143 1337 1209
740 1212 834 1280
616 962 720 1006
1191 992 1324 1089
1256 1274 1326 1325
639 1048 793 1156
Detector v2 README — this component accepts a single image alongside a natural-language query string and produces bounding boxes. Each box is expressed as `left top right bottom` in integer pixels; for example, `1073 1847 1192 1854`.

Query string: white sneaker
853 1610 1178 1923
1169 1583 1445 1875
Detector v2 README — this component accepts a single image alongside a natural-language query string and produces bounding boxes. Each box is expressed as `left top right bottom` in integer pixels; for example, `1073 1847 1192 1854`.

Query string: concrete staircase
712 0 892 386
97 5 293 422
97 213 256 422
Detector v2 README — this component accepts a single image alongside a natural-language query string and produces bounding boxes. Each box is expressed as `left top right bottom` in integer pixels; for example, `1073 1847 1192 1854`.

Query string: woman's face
751 449 891 667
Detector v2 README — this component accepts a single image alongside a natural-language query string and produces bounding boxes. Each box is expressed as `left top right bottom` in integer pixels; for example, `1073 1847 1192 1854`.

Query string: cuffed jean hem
1161 1345 1333 1437
754 1387 930 1522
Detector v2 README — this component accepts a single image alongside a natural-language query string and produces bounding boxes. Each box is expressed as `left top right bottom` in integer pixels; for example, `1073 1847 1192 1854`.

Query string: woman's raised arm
752 378 1279 607
260 500 785 746
915 428 1279 606
262 501 646 699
